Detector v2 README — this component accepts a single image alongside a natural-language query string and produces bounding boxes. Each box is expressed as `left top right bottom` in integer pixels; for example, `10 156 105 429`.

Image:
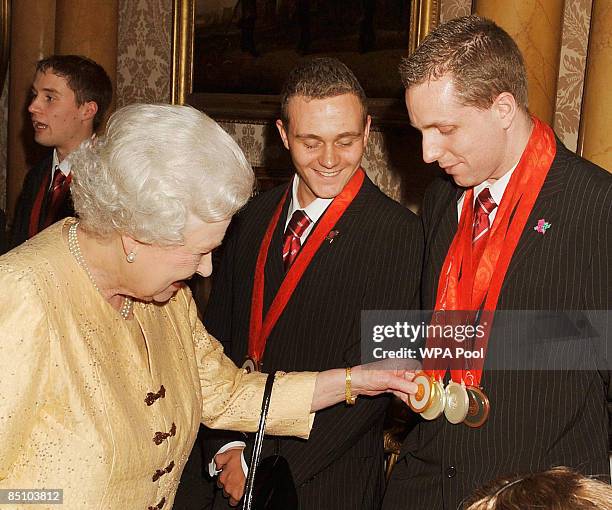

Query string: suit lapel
34 157 54 233
263 191 291 315
306 174 372 263
502 144 566 284
430 188 460 274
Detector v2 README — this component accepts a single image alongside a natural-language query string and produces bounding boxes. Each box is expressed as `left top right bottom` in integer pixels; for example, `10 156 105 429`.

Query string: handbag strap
242 371 276 510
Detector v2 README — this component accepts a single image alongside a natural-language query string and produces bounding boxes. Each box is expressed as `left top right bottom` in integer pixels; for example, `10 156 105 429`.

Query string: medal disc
408 372 434 413
421 380 446 420
444 381 469 424
464 386 490 428
242 357 260 373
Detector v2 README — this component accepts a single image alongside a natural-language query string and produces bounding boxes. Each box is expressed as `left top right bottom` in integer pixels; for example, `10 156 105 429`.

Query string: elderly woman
0 104 416 509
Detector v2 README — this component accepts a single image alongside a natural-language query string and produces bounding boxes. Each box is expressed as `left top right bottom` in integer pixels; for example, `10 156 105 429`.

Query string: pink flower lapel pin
534 219 551 234
325 230 340 244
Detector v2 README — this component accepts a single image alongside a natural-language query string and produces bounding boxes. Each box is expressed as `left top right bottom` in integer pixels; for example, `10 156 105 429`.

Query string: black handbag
242 372 298 510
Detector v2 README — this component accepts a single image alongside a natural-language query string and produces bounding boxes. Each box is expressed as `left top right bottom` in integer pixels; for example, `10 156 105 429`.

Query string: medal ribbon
248 169 365 365
425 117 556 387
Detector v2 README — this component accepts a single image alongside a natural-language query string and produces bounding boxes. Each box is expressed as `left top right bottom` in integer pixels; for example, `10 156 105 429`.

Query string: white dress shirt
284 175 333 240
456 162 518 223
50 149 72 188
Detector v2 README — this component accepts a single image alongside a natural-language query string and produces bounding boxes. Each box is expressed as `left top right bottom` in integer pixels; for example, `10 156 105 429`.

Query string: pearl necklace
68 222 133 320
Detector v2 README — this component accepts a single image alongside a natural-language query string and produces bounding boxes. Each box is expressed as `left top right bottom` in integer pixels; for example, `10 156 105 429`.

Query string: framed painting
172 0 440 124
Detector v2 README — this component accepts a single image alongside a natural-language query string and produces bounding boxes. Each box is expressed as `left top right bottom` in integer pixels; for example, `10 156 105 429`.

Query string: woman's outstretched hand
311 360 420 412
351 361 420 403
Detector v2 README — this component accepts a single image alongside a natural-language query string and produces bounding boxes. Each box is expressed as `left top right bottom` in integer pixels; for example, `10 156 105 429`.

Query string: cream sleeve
189 297 316 439
0 267 51 482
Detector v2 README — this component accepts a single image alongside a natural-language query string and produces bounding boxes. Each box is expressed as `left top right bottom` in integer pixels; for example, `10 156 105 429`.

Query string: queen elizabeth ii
0 104 416 509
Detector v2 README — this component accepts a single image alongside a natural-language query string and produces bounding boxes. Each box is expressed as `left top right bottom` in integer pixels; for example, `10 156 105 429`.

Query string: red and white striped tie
43 166 71 228
282 210 311 271
471 187 497 270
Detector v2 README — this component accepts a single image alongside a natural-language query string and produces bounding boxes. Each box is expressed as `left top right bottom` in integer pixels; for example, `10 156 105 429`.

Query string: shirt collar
285 175 333 228
457 160 519 208
52 148 72 177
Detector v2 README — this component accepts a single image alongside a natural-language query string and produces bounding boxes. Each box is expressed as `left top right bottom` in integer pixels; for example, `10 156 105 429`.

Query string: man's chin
450 174 477 188
33 134 53 147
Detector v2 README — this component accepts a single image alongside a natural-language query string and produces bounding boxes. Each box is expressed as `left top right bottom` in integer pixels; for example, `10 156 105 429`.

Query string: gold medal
421 379 446 420
464 386 490 428
242 357 261 373
444 381 469 424
408 372 434 413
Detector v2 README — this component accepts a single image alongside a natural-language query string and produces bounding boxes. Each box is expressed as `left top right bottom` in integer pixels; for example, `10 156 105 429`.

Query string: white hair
69 104 254 244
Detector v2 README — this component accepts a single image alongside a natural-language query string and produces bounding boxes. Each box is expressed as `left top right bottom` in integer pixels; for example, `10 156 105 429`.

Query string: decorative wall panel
440 0 472 23
109 0 597 212
116 0 173 106
554 0 592 152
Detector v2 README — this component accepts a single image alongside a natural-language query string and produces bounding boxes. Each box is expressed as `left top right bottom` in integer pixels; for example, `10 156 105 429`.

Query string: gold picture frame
0 0 10 93
172 0 439 123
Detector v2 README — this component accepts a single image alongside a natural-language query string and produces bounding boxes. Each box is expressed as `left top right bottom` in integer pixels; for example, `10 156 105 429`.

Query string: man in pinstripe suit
383 16 611 510
196 57 423 509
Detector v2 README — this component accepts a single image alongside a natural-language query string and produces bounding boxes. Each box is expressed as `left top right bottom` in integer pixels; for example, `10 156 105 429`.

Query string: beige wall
578 0 612 170
439 0 472 23
113 0 604 211
116 0 173 106
114 0 438 211
440 0 592 153
0 0 607 209
555 0 593 152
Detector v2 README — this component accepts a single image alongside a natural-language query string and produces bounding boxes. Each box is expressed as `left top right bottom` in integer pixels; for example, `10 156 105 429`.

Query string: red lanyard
248 169 365 365
426 118 556 387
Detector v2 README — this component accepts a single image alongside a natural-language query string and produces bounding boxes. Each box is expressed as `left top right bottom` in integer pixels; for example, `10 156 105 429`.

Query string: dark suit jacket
383 141 612 510
11 155 74 248
199 175 423 509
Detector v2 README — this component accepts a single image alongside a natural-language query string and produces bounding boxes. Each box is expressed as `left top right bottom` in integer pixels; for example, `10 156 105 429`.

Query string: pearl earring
126 252 136 263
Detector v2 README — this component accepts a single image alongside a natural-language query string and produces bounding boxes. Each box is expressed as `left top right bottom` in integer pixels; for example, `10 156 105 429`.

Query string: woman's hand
310 360 420 412
350 361 420 404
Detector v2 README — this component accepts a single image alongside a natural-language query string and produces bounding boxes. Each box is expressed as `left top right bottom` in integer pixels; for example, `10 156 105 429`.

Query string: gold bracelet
345 367 357 405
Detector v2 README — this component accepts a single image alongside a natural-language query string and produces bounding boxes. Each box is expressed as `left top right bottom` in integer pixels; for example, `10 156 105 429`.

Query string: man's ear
80 100 99 123
276 119 290 150
363 114 372 145
493 92 517 130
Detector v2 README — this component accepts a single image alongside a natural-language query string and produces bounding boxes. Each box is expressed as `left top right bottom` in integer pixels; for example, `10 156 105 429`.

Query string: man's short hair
399 16 528 111
36 55 113 130
280 57 368 125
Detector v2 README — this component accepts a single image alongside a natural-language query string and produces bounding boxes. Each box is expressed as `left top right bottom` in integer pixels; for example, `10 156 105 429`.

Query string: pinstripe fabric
200 176 424 509
383 141 612 510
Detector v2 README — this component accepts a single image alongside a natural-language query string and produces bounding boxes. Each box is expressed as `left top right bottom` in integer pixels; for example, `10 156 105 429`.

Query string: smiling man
382 16 611 510
11 55 112 247
183 57 423 509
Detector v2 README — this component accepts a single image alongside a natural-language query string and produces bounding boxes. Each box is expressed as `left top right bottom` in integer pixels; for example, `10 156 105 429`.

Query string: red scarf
428 117 556 385
248 169 365 366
